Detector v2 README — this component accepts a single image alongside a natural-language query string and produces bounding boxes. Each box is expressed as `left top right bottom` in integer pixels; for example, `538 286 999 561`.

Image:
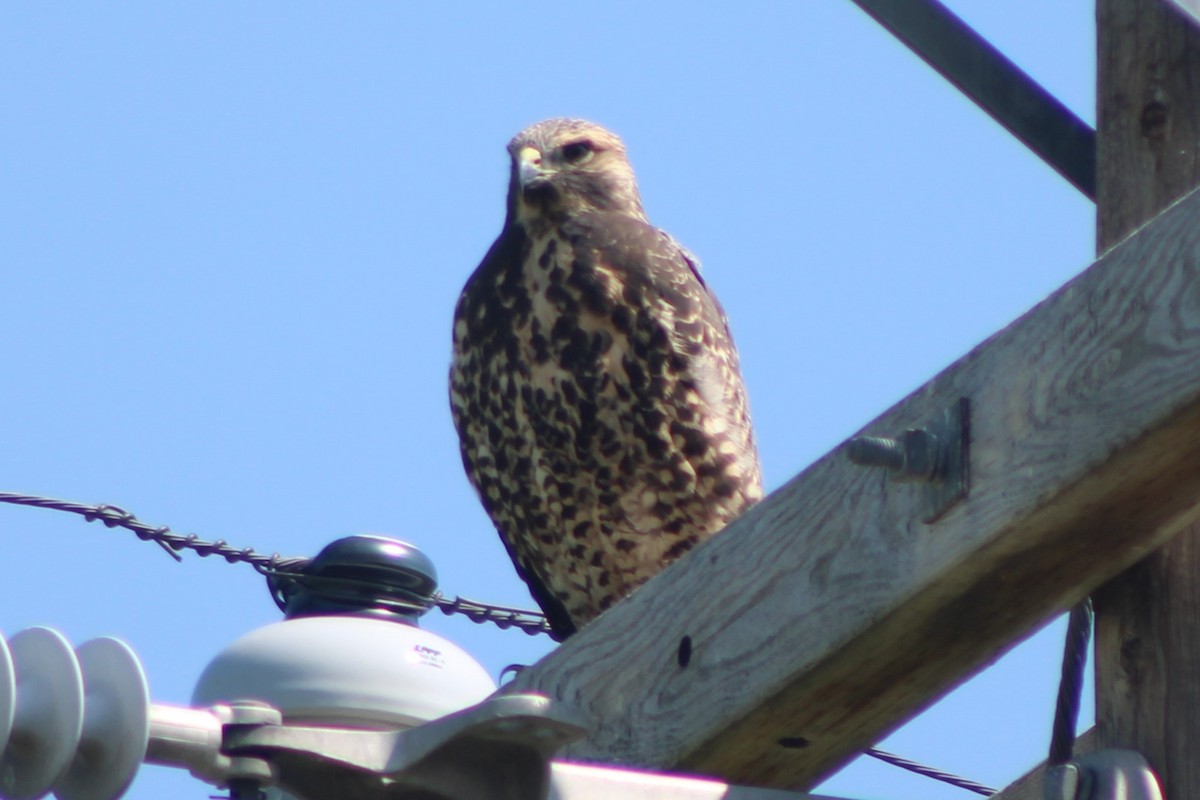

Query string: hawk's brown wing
450 225 579 641
451 211 760 638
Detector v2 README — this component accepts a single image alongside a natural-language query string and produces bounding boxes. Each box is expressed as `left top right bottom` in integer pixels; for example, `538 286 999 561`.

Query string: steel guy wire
864 747 996 796
1048 598 1094 766
857 601 1095 797
0 491 552 636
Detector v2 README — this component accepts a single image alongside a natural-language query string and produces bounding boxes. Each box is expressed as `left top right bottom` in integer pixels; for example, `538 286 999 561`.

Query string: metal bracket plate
222 693 585 800
920 397 969 523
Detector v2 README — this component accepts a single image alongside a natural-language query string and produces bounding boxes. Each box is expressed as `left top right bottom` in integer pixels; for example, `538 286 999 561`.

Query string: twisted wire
8 490 1052 789
860 601 1095 795
864 747 996 796
0 491 552 635
433 594 553 636
0 492 284 568
1048 598 1094 765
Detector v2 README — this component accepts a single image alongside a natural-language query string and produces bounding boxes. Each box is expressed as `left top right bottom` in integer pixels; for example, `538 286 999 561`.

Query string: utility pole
1094 2 1200 798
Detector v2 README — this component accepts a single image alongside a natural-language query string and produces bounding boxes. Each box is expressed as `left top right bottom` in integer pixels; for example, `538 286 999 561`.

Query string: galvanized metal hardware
846 398 969 522
222 693 585 800
847 429 940 481
219 693 843 799
220 701 282 799
1044 749 1163 800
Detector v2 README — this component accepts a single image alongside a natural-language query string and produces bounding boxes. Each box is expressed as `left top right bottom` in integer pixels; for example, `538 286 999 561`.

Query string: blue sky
1 4 1096 798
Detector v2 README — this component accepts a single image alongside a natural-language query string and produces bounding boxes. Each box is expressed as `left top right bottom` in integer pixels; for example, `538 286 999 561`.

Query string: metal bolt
847 428 941 482
846 436 907 471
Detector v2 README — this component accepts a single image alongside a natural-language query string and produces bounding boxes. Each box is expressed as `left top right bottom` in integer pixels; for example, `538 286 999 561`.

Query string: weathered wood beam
1094 2 1200 798
505 184 1200 790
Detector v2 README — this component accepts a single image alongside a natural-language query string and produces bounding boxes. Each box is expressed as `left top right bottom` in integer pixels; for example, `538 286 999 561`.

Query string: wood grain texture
1094 3 1200 799
1097 0 1200 253
501 183 1200 791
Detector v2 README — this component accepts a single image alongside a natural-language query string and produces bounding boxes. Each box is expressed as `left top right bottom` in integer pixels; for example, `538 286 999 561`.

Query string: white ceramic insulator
192 616 496 729
0 630 155 800
55 638 150 800
0 628 84 800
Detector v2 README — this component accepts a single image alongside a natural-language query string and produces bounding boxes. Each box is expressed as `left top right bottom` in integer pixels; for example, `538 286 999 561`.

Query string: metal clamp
221 693 586 800
1044 749 1162 800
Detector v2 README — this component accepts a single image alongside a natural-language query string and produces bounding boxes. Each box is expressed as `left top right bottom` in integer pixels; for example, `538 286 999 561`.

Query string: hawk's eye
560 141 594 164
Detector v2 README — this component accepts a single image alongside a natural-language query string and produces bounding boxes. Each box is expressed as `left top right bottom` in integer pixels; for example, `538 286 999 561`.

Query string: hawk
450 118 762 640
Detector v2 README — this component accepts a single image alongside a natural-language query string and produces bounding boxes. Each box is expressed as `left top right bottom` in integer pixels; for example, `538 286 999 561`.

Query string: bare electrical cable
2 490 1023 794
0 491 552 636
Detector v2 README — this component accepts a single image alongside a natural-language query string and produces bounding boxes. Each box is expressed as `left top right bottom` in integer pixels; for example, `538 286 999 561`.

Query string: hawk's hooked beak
517 146 546 189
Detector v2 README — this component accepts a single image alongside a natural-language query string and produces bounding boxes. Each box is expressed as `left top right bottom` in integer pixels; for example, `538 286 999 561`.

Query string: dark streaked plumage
450 118 761 640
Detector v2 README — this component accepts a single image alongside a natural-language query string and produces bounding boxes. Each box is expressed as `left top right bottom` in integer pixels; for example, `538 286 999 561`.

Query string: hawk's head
506 118 645 223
